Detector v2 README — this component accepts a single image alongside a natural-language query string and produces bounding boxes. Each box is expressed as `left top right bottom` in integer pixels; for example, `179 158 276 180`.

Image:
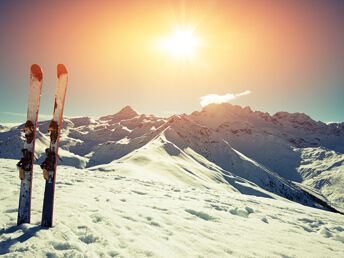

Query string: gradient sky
0 0 343 123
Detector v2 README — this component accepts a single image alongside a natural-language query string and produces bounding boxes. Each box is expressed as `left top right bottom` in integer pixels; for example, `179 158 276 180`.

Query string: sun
158 27 201 60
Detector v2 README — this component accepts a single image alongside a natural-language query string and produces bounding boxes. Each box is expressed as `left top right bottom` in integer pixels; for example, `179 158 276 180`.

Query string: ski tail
31 64 43 81
57 64 67 78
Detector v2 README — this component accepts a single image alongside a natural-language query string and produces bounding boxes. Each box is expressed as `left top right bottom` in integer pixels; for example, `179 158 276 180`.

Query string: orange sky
0 0 343 122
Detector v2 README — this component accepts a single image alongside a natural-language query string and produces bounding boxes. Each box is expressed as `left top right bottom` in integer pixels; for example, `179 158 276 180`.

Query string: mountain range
0 103 343 212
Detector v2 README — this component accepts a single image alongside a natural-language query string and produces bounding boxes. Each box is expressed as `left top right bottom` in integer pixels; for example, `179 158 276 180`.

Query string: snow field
1 159 344 257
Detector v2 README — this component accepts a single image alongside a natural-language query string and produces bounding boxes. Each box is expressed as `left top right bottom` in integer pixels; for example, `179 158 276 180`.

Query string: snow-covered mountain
0 104 343 211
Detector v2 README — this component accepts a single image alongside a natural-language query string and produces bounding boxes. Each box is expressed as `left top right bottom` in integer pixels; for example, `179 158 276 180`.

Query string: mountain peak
201 102 233 112
201 103 253 115
272 111 318 127
118 106 138 116
99 106 139 122
190 103 253 129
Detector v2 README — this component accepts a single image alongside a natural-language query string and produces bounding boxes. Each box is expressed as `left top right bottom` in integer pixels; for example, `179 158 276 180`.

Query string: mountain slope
0 104 343 210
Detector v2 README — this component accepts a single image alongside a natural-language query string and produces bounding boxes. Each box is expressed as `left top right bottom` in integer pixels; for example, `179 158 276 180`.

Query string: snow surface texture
1 104 343 211
1 159 344 257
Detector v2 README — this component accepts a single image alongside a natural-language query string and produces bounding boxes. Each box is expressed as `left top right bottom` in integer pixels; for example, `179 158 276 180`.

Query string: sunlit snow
1 104 343 257
0 159 344 257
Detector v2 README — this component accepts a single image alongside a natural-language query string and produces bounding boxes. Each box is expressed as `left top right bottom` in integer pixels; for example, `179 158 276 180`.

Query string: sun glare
158 27 201 60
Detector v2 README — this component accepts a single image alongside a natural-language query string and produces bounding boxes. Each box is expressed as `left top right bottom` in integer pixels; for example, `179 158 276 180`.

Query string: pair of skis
17 64 68 228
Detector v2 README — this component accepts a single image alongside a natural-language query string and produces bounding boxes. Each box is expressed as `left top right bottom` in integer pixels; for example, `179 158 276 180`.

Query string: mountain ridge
0 103 343 212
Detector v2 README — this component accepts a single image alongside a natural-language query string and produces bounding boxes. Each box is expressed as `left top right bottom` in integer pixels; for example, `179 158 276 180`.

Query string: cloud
200 90 251 107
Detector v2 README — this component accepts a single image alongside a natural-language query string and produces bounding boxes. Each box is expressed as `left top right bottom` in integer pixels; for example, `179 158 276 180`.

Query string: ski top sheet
41 64 68 227
17 64 43 225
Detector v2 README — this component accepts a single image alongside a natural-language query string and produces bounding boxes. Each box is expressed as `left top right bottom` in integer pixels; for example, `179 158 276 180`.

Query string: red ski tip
30 64 43 81
57 64 68 78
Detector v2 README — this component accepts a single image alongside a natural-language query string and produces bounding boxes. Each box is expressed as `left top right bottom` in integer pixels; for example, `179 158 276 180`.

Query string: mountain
99 105 139 123
0 104 343 211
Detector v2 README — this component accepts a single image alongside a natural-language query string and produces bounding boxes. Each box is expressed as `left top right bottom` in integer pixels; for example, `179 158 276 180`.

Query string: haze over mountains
0 103 343 211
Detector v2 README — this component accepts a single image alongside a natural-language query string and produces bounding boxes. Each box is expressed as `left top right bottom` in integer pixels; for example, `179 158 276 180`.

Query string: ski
17 64 43 225
41 64 68 227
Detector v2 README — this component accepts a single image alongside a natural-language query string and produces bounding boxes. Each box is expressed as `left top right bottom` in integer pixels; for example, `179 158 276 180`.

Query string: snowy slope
296 147 344 208
1 158 344 257
189 103 344 209
0 104 343 210
92 133 278 198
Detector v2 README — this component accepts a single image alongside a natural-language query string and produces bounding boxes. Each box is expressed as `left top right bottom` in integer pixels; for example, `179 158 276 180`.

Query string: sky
0 0 343 123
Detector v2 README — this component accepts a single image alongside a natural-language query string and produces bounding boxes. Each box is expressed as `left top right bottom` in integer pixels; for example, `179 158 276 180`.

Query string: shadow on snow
0 224 47 255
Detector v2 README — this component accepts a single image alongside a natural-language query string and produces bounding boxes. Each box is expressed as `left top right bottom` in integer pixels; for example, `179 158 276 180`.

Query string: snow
1 103 344 256
0 124 21 133
297 147 344 208
1 104 343 211
1 158 344 257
